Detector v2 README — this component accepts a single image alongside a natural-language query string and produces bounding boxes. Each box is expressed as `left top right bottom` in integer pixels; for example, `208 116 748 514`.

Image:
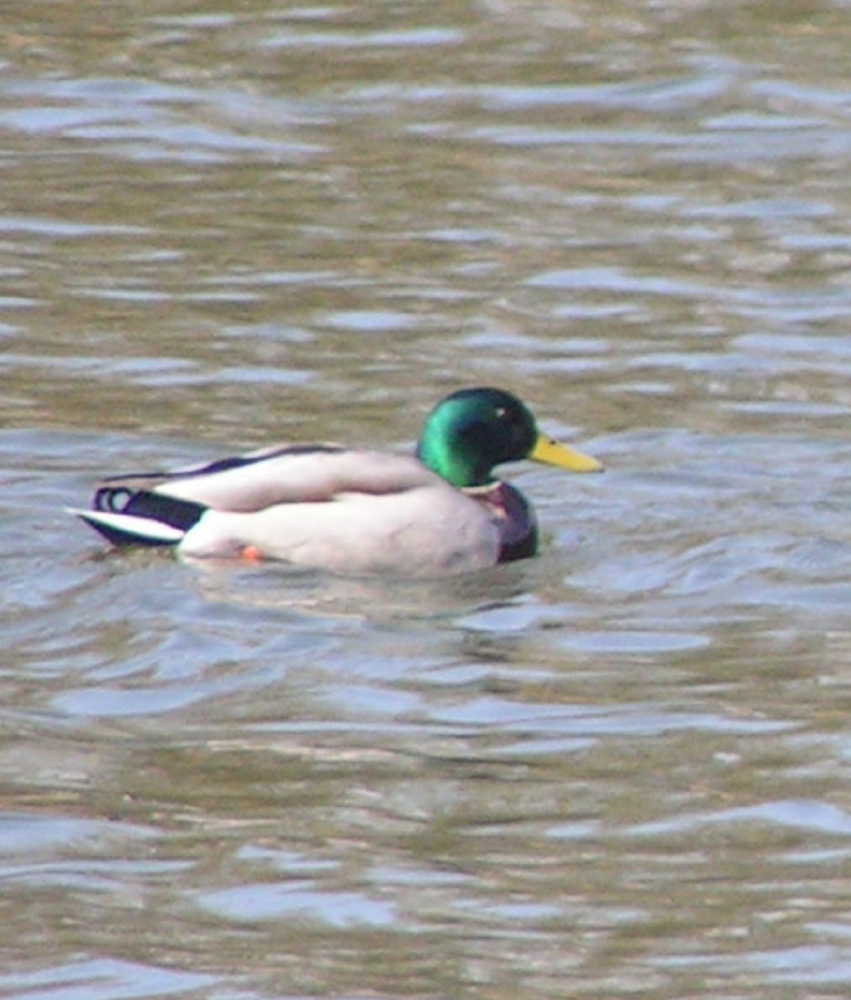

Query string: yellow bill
531 433 603 473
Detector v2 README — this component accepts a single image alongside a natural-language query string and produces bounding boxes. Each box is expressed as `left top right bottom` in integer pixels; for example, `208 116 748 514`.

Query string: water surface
5 1 851 997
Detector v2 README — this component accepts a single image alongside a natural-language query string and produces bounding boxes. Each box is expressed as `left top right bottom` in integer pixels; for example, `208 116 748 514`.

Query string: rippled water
5 1 851 997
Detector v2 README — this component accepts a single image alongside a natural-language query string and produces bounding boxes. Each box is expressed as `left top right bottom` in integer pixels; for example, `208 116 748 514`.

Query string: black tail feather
94 486 206 534
123 492 206 533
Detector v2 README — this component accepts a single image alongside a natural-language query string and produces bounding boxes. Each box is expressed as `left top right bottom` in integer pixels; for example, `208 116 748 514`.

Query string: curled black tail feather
94 486 135 512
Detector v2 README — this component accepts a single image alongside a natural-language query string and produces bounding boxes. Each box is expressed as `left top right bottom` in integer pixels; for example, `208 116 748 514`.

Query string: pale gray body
71 446 528 577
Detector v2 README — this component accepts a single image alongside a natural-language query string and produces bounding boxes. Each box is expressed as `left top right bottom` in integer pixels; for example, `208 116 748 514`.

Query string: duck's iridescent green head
416 387 602 488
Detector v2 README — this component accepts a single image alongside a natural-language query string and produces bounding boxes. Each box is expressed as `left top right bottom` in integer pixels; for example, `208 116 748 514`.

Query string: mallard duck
71 387 602 576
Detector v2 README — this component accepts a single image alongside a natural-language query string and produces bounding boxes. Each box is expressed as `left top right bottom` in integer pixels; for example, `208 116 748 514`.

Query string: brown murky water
5 1 851 997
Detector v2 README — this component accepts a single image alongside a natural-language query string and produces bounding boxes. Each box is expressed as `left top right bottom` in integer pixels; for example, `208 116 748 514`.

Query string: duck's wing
105 445 436 509
72 445 441 548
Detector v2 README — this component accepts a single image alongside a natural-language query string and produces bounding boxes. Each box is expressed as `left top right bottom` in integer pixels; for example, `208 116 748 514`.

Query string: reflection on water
5 0 851 997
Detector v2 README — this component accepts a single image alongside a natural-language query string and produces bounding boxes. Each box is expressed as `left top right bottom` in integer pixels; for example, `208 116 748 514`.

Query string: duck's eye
494 406 508 421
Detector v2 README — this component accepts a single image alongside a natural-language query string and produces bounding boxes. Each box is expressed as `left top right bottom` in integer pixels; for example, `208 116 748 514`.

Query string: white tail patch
68 508 185 546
